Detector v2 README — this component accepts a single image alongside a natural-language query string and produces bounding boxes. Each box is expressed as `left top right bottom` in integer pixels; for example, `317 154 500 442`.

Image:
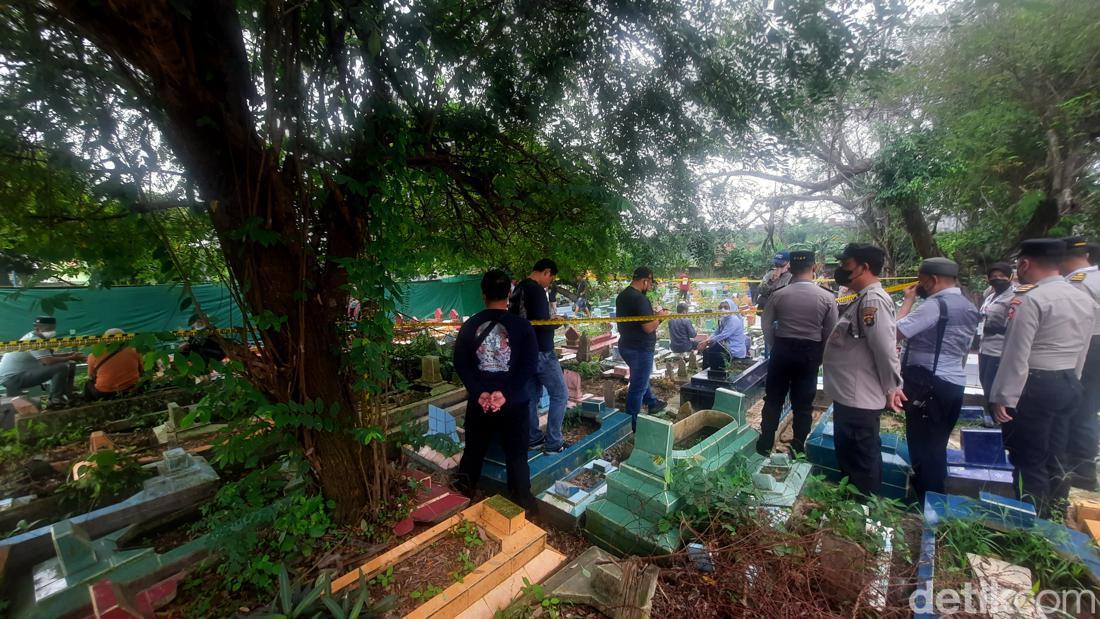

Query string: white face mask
39 330 57 339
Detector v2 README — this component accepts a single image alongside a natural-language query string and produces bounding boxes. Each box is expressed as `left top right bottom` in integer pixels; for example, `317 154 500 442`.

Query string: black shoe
648 399 667 414
756 434 774 457
542 441 572 455
528 436 545 450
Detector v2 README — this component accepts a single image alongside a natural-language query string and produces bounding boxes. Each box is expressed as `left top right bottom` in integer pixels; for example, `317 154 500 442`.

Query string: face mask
39 331 57 339
990 279 1011 294
833 268 852 287
916 285 930 300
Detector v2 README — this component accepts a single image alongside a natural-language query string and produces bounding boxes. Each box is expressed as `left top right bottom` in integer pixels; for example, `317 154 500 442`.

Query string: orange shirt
87 347 142 393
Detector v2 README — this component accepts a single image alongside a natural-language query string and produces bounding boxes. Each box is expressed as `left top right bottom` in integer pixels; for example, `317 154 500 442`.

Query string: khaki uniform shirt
823 281 902 410
979 287 1015 357
989 275 1096 408
762 280 839 347
1066 266 1100 337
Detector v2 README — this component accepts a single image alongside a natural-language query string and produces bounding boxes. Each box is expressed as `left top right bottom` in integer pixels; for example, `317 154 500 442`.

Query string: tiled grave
751 452 812 508
406 405 465 472
804 408 913 502
678 357 769 411
914 492 1100 619
332 496 564 619
540 546 659 618
153 401 226 445
9 520 207 618
945 427 1013 499
536 458 618 530
585 393 763 555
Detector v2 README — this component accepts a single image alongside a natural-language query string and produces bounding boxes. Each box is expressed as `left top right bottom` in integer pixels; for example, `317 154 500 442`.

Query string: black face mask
990 279 1011 294
833 267 852 287
916 285 930 300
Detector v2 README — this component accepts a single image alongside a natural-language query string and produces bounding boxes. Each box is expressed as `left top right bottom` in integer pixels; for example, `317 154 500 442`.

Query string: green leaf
277 564 292 614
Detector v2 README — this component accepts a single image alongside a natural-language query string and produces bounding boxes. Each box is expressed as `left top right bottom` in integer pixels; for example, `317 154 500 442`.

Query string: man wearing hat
1060 236 1100 489
0 316 84 404
757 250 838 456
755 251 792 312
990 239 1095 516
616 267 671 431
978 262 1016 427
822 243 905 496
896 257 980 499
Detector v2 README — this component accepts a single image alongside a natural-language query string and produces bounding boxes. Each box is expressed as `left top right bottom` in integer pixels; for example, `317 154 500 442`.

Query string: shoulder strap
903 296 949 372
473 318 502 350
90 348 124 383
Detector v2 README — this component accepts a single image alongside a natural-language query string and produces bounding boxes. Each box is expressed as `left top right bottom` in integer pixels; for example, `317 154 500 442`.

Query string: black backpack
508 279 529 319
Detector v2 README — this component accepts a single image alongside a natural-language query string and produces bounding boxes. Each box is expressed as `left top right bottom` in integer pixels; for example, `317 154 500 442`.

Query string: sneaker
542 441 572 455
648 399 667 414
528 436 545 450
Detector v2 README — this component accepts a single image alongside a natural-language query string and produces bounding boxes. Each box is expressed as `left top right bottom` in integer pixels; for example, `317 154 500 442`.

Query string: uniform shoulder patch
861 305 878 327
1014 284 1036 294
1071 272 1087 282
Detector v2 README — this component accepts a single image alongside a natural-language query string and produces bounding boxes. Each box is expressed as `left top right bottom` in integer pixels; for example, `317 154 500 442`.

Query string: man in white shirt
0 316 84 404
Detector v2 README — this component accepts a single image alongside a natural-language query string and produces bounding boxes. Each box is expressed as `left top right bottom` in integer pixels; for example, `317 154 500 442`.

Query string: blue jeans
528 352 568 450
620 346 657 431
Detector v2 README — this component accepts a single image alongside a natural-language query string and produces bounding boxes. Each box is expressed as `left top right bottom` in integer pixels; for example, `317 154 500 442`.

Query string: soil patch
562 418 599 446
603 437 634 465
570 468 602 490
673 425 720 450
367 522 499 617
758 465 790 482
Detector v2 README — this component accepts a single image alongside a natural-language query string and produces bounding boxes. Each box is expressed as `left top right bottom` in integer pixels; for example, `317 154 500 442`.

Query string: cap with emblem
34 316 57 325
919 257 959 278
1018 238 1066 259
1061 235 1090 256
789 250 815 264
987 262 1013 278
773 251 791 266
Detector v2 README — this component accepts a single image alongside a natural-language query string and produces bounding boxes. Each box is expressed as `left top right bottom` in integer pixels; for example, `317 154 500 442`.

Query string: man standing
616 267 669 431
677 271 691 302
757 250 838 456
822 243 905 496
453 270 540 512
1060 236 1100 490
990 239 1094 517
756 251 792 311
896 258 980 499
978 262 1015 425
509 259 570 454
0 316 83 405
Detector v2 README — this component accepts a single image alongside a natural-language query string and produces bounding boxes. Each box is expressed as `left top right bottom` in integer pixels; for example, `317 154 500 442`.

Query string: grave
390 470 471 536
678 357 768 411
750 452 812 509
914 492 1100 619
804 407 913 502
15 388 198 442
331 496 565 619
540 546 659 619
584 391 762 556
945 427 1013 498
536 458 619 531
7 520 208 618
153 401 227 445
407 405 465 472
0 448 218 574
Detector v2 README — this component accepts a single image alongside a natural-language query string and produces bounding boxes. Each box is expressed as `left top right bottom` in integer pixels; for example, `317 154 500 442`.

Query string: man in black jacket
453 270 539 511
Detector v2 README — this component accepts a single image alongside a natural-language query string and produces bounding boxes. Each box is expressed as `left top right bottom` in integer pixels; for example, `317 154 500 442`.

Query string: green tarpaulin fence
0 276 485 341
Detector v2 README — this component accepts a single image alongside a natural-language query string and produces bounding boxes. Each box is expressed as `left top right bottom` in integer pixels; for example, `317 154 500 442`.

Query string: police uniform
990 239 1095 516
1062 237 1100 489
757 250 839 455
896 258 980 499
978 262 1016 421
822 249 902 496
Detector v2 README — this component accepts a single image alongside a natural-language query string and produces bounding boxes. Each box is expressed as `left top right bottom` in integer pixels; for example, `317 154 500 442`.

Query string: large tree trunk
896 198 943 259
52 0 383 522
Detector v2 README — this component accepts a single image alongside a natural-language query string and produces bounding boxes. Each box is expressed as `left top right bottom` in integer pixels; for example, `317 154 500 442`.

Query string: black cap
836 243 884 263
35 316 56 325
1018 238 1066 259
632 266 654 281
789 250 815 264
919 257 959 277
1089 243 1100 266
1062 236 1090 256
987 262 1013 277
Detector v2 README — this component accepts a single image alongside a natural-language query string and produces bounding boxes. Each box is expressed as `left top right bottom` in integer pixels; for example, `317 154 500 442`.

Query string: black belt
774 336 822 348
1027 368 1077 377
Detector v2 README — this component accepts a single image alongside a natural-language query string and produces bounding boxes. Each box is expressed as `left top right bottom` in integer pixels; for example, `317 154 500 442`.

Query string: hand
903 284 918 302
489 391 506 412
888 388 907 412
70 352 86 361
992 403 1013 424
478 392 493 412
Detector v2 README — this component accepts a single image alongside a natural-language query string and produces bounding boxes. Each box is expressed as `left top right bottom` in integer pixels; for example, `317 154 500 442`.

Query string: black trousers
758 338 822 455
1001 369 1082 518
454 399 536 512
903 371 964 500
832 402 882 497
701 343 730 371
1068 337 1100 489
978 354 1001 413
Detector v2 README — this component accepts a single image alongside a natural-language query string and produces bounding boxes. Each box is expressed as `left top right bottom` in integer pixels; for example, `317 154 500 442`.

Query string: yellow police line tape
0 281 917 352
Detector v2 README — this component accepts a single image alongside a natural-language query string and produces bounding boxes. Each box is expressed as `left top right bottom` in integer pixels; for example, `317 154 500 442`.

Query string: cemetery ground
4 326 1100 619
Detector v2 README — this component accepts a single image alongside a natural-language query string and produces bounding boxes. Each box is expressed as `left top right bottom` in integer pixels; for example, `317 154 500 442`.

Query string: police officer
978 262 1015 426
822 243 905 496
990 239 1095 517
757 250 838 456
1060 236 1100 490
896 258 980 499
755 251 792 311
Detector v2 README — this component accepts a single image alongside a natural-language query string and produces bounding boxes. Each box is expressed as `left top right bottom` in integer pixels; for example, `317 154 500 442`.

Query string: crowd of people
452 237 1100 520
